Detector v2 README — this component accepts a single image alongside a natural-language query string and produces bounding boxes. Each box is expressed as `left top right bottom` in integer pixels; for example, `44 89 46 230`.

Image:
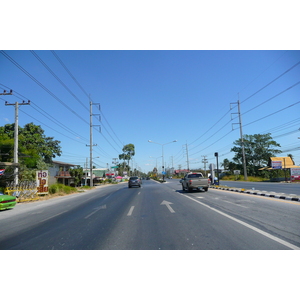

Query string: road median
210 185 300 202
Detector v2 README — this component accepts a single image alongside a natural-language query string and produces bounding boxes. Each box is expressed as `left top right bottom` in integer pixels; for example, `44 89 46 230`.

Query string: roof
0 162 19 166
83 168 108 177
52 160 77 167
259 157 300 170
269 157 300 168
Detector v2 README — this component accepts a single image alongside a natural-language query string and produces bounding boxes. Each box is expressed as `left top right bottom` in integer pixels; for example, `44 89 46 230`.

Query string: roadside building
49 160 78 186
82 168 108 186
259 156 300 182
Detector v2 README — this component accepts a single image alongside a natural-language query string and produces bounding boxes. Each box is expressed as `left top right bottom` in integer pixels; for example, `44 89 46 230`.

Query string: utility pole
202 155 208 176
231 97 248 181
86 98 101 187
5 95 31 185
185 143 190 171
0 89 13 96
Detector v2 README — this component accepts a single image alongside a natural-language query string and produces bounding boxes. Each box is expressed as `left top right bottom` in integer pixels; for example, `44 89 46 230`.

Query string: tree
116 161 130 176
119 143 135 175
69 166 83 187
231 133 282 176
0 122 62 168
221 158 238 175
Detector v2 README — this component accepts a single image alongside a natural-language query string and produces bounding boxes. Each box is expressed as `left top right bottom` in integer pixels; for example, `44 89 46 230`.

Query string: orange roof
269 157 299 168
259 157 300 170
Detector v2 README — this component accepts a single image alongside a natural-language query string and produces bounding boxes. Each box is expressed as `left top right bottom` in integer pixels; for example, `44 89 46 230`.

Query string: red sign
174 169 190 174
291 168 300 182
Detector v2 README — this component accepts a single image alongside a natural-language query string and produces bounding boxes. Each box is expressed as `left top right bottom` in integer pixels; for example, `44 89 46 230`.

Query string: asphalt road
220 180 300 196
0 179 299 250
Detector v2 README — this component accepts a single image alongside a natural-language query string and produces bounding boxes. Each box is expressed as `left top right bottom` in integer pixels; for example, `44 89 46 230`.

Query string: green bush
221 175 268 182
49 184 61 194
49 183 76 195
63 185 77 194
81 185 92 189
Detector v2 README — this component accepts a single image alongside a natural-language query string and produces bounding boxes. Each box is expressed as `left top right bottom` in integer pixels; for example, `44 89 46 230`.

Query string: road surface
220 180 300 196
0 179 299 250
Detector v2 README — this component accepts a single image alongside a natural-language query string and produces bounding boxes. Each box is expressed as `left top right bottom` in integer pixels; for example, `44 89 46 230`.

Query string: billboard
36 170 49 195
271 161 282 169
291 168 300 182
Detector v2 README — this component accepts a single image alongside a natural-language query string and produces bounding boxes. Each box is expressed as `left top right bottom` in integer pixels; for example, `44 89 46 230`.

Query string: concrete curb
210 186 300 202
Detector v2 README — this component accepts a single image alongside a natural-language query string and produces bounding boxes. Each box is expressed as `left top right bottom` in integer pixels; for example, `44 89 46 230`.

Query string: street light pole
148 140 177 181
149 156 162 174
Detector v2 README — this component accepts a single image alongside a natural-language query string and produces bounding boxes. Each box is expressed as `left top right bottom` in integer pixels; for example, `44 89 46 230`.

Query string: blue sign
162 171 166 175
272 161 282 169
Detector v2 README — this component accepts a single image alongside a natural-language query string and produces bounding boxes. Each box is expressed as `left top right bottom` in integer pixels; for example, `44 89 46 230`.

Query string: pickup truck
180 172 210 192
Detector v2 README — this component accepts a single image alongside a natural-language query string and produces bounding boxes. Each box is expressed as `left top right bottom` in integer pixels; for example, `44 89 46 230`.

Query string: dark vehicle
128 176 142 188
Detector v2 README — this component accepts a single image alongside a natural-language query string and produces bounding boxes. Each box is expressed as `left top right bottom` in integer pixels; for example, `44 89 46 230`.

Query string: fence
5 181 39 202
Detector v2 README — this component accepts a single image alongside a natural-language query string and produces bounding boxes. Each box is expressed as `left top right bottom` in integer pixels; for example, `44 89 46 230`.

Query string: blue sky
1 50 299 173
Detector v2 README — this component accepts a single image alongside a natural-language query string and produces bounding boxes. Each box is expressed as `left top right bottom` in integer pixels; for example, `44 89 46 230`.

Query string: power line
244 100 300 127
243 80 300 115
31 50 89 112
0 50 89 125
241 59 300 104
52 50 124 151
189 117 234 153
1 55 118 160
19 108 87 145
1 83 117 160
189 107 232 147
189 130 233 157
31 51 119 152
0 83 90 143
51 50 90 98
273 128 300 139
260 118 300 135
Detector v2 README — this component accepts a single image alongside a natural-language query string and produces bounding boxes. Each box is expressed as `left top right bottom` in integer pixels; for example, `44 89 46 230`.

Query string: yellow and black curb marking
210 185 300 202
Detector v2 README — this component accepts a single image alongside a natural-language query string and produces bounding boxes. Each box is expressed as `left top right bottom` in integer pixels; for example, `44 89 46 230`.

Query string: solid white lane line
127 206 135 216
183 194 300 250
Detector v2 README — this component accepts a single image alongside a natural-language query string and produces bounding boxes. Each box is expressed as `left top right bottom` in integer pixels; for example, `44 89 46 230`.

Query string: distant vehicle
128 176 142 188
180 172 210 192
146 177 150 180
0 194 17 210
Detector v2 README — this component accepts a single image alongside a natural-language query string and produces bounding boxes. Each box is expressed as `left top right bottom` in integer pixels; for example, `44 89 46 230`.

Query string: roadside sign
36 170 49 195
291 168 300 182
234 170 240 175
272 161 282 169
